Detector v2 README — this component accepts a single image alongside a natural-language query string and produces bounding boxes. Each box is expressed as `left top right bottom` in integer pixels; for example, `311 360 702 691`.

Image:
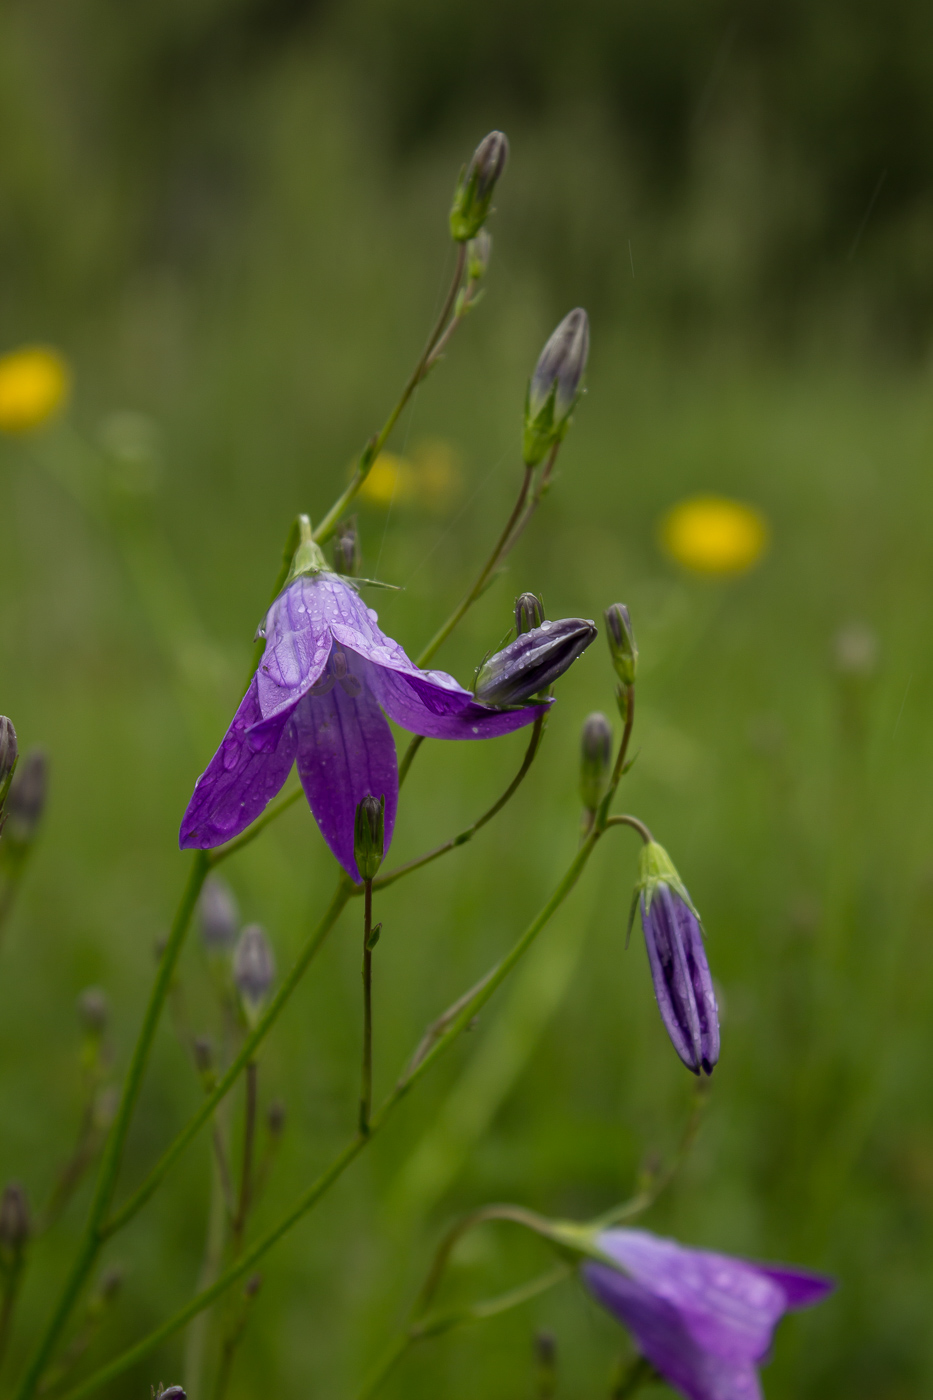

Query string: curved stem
313 245 467 547
603 814 653 845
417 1205 555 1315
12 852 210 1400
374 713 547 891
100 878 352 1240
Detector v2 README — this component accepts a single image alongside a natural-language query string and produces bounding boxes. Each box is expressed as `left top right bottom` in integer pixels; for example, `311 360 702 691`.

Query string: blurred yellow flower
411 438 462 511
660 495 769 575
0 346 70 433
359 452 416 506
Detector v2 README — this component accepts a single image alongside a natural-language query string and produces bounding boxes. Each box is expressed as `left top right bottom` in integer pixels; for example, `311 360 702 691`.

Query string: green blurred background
2 2 933 1396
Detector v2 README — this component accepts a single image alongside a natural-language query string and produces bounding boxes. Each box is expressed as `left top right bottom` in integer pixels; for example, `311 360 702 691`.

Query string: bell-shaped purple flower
634 841 719 1076
180 566 547 882
583 1228 834 1400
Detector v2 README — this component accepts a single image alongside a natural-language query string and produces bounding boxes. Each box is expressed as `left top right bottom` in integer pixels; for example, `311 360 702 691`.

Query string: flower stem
56 822 635 1400
12 851 210 1400
373 712 547 891
100 878 353 1240
359 881 374 1136
231 1062 258 1255
595 685 636 832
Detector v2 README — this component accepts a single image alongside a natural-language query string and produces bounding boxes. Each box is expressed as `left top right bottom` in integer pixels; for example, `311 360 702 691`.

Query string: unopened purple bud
354 794 385 882
199 876 239 951
0 1182 30 1251
77 986 109 1034
233 924 275 1019
635 842 719 1076
580 712 613 812
523 309 590 467
155 1388 186 1400
605 604 637 686
449 131 509 242
3 747 47 848
514 592 545 635
475 618 597 706
0 717 17 812
334 517 361 577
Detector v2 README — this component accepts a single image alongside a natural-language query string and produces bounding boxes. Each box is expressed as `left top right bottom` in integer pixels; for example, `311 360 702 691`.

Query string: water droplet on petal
222 742 241 771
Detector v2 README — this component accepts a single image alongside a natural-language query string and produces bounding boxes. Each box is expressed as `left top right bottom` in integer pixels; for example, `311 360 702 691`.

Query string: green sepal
636 841 700 921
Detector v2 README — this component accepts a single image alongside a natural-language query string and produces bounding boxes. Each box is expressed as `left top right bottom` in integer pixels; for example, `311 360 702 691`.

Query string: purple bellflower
583 1227 834 1400
633 841 719 1076
180 533 547 882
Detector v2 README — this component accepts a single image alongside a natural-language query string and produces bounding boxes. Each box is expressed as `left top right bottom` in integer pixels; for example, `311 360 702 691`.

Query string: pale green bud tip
449 131 509 242
523 308 590 466
233 924 275 1013
604 603 637 685
579 711 613 812
354 794 385 882
514 591 545 635
334 517 361 577
636 841 695 914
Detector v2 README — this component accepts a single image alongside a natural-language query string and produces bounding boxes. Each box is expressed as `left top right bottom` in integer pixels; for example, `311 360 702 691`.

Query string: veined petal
753 1266 835 1311
293 673 398 883
596 1231 786 1364
584 1263 764 1400
642 888 705 1074
362 659 550 739
255 576 335 721
180 680 298 849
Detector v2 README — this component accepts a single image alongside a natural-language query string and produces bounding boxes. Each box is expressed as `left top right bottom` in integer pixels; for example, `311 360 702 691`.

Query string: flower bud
267 1099 287 1137
0 1182 30 1251
354 794 385 882
604 603 637 686
0 716 18 812
233 924 275 1021
634 842 719 1077
523 309 589 467
475 618 597 706
2 747 47 848
199 876 239 952
579 712 613 813
334 517 361 577
467 229 492 282
193 1036 214 1077
77 986 109 1035
514 592 545 635
449 131 509 242
154 1388 186 1400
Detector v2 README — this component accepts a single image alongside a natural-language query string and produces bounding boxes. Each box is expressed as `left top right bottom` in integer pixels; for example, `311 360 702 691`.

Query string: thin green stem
12 852 210 1400
359 882 374 1135
313 244 467 548
0 1250 26 1375
595 685 636 832
57 822 629 1400
373 713 547 892
603 814 653 845
231 1062 258 1254
397 734 424 788
100 877 352 1240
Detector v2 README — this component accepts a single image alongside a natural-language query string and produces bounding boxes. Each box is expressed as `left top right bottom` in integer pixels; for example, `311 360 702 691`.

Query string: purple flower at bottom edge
180 572 548 882
583 1228 834 1400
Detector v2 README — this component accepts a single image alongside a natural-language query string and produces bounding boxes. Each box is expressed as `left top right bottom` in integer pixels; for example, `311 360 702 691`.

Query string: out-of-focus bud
267 1099 287 1137
635 841 719 1077
579 712 613 813
91 1085 118 1131
354 795 385 883
475 618 597 706
233 924 275 1023
534 1331 557 1399
514 592 545 635
334 517 362 577
153 1387 186 1400
605 604 638 687
467 229 492 282
244 1272 263 1298
95 1264 124 1302
3 747 48 849
523 309 590 467
449 131 509 242
77 986 109 1035
199 876 239 952
0 1182 30 1251
0 717 18 813
833 621 878 678
193 1036 214 1078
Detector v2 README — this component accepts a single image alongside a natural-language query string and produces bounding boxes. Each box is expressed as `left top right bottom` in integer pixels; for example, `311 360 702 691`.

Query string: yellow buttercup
660 495 769 575
0 345 70 433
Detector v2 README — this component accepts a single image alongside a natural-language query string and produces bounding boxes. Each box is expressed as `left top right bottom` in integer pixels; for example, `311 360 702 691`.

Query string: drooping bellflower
180 545 548 882
634 841 719 1076
583 1228 833 1400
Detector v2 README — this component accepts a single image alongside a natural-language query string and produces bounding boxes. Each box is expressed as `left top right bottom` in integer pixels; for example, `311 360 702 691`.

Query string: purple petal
360 659 550 739
180 680 298 849
584 1263 764 1400
754 1266 835 1310
642 887 719 1075
293 669 398 883
595 1231 787 1364
255 576 334 721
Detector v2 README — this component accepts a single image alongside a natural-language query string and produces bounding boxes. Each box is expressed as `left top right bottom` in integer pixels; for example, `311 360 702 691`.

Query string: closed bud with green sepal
450 132 509 242
354 794 385 883
523 309 589 467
